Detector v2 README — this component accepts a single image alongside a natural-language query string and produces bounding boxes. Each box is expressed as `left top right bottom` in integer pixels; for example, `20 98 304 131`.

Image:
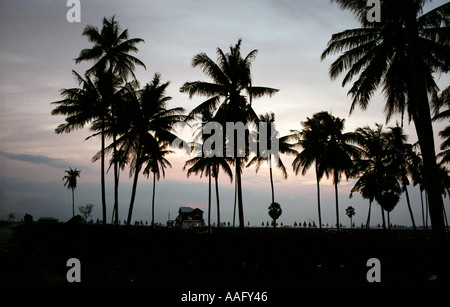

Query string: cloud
0 150 69 169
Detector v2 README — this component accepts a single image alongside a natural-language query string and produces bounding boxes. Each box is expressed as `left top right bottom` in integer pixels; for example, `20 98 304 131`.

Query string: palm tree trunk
152 171 156 228
387 211 391 230
232 178 237 228
442 203 449 232
236 158 244 229
366 200 372 229
101 120 107 225
315 166 322 230
215 171 220 228
113 133 119 226
334 181 340 232
127 146 141 226
426 189 429 230
269 155 275 204
381 207 386 230
420 188 425 228
208 172 211 231
403 183 416 231
72 188 75 217
401 0 445 240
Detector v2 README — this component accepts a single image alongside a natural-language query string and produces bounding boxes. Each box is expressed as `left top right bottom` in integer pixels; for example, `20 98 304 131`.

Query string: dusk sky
0 0 449 228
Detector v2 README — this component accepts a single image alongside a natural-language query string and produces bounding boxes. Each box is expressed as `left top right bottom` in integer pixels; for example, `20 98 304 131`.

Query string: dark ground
1 222 449 292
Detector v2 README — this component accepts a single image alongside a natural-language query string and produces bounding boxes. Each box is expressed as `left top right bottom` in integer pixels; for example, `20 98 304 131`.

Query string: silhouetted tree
79 203 94 223
75 16 145 225
115 74 184 226
346 206 355 228
247 112 297 204
268 202 282 229
180 39 279 229
63 167 81 217
321 0 449 238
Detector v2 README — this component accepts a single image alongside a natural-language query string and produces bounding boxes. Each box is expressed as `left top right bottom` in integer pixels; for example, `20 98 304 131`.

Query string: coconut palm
247 112 298 204
290 111 335 230
184 154 214 231
52 71 112 223
116 73 184 226
142 141 173 228
63 168 81 217
321 0 450 237
180 39 279 229
351 124 388 229
386 125 417 230
433 86 450 165
316 112 358 232
74 15 146 225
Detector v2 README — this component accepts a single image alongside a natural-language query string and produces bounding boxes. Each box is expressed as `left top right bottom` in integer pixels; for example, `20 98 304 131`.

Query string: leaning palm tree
321 0 450 237
180 39 279 229
63 168 81 217
117 74 185 226
247 112 298 204
75 15 146 226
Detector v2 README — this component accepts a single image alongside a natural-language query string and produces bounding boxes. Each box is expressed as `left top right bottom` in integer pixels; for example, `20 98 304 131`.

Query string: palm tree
184 154 214 231
433 86 450 165
142 142 173 228
290 112 333 230
180 39 279 229
63 168 81 217
317 112 358 232
386 125 417 230
74 16 146 225
345 206 355 228
247 112 298 204
268 202 282 229
52 71 109 222
351 124 387 229
117 74 184 226
321 0 450 238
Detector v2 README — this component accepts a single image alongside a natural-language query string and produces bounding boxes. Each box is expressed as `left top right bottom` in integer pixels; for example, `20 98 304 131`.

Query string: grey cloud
0 150 69 169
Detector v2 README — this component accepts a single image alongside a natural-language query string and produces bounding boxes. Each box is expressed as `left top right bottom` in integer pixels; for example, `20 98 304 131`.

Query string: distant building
175 207 204 229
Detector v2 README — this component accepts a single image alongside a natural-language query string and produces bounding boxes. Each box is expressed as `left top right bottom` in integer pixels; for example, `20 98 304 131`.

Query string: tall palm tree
247 112 298 204
290 112 334 230
321 0 450 237
386 125 417 230
180 39 279 229
433 86 450 165
52 71 110 223
184 154 214 231
351 124 388 229
117 74 184 226
317 112 358 232
63 168 81 217
74 16 146 225
143 142 173 228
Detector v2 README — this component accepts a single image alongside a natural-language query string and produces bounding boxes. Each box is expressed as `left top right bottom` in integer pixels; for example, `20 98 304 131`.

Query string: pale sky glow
0 0 449 227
